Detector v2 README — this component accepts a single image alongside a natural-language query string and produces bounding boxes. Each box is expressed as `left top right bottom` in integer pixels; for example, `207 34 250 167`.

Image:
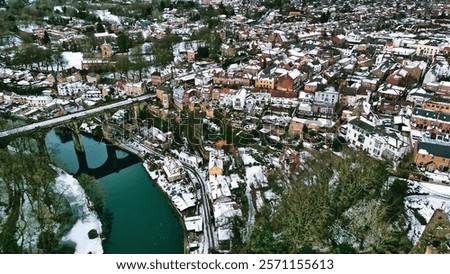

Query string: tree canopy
235 150 413 254
0 148 74 253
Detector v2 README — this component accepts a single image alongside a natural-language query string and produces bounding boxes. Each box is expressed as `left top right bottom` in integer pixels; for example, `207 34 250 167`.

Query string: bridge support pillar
35 131 49 156
71 122 84 153
0 136 10 150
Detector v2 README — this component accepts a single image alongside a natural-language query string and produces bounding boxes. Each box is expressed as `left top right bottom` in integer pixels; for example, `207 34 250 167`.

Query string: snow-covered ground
245 166 268 188
0 35 22 50
241 153 257 165
17 23 41 33
245 184 256 230
62 52 83 70
54 169 103 254
0 179 9 226
425 171 450 184
405 180 450 244
270 156 280 167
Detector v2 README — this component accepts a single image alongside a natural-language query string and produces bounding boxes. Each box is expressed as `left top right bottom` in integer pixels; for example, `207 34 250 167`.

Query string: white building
213 199 242 227
141 126 173 147
314 86 339 105
346 117 410 160
416 44 440 58
184 216 203 233
406 87 432 105
162 157 184 182
232 88 247 110
208 175 232 201
124 82 144 97
172 86 185 109
57 82 87 96
178 151 203 168
82 90 102 100
27 95 52 108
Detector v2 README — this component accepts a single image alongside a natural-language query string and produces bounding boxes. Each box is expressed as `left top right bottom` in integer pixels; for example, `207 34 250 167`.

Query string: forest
0 148 74 253
0 127 108 253
232 150 413 254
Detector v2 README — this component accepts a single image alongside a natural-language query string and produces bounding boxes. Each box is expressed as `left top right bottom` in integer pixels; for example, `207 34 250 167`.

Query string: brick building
411 108 450 133
424 101 450 113
415 142 450 171
255 74 276 89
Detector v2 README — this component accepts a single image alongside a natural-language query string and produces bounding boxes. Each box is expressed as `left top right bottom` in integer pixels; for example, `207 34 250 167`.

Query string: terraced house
415 142 450 172
411 108 450 134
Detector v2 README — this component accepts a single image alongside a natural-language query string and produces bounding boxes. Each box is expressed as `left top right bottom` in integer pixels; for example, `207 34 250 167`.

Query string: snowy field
245 166 267 188
62 52 83 70
241 153 257 165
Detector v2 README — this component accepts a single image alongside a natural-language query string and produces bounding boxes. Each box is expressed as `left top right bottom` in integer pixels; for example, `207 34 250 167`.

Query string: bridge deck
0 95 152 139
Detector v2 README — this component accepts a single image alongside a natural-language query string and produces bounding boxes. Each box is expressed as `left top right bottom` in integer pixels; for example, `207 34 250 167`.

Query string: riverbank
54 168 103 254
46 129 184 253
106 137 190 254
143 163 191 253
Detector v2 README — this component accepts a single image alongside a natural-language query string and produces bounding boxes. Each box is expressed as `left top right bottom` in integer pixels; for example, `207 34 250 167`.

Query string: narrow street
185 167 216 252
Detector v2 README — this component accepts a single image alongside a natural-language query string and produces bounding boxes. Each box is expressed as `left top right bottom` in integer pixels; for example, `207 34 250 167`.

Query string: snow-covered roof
218 228 231 241
405 179 450 243
185 216 203 232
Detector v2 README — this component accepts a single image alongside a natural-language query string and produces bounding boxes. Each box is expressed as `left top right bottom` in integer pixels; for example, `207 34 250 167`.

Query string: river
45 128 184 254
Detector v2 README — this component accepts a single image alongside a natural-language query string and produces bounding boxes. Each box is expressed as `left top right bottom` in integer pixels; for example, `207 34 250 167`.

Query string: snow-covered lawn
405 180 450 244
55 169 103 254
245 166 268 188
242 153 257 165
255 191 264 211
62 52 83 70
17 23 41 33
94 10 122 25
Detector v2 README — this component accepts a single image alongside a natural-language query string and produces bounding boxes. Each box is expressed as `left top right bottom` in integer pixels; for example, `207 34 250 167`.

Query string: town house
415 142 450 172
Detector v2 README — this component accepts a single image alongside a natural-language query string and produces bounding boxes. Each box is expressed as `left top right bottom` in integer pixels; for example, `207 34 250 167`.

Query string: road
184 166 216 252
122 141 216 252
253 8 273 25
0 94 153 138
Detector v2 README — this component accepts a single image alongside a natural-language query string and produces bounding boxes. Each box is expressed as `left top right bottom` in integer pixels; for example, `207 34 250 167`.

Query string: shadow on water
73 144 140 179
45 128 184 254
